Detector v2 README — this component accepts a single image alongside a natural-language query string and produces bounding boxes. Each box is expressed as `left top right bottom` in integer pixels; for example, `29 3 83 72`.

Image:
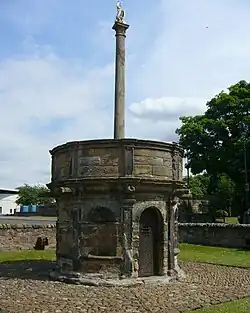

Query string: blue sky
1 0 250 188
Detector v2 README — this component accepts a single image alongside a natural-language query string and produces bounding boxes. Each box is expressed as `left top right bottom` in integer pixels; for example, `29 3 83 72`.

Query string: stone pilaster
112 21 129 139
167 197 179 276
162 221 169 276
120 184 136 278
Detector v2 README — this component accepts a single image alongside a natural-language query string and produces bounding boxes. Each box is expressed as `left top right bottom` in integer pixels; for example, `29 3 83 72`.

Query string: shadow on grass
0 259 56 281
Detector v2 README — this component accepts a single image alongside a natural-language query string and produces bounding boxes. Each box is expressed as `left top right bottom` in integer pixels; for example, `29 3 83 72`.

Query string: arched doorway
138 207 164 277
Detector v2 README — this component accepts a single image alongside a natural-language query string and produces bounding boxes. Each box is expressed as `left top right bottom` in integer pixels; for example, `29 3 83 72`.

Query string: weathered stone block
151 157 164 166
179 223 250 248
134 165 152 176
0 224 56 251
152 166 171 177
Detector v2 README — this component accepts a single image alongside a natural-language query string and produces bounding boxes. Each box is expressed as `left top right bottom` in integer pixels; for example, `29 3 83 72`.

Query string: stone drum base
49 268 186 287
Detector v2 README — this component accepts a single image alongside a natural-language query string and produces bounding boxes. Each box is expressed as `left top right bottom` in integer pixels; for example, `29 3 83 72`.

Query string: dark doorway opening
138 207 164 277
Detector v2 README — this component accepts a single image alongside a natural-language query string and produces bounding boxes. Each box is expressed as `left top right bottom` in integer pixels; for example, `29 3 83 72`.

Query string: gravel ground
1 261 250 313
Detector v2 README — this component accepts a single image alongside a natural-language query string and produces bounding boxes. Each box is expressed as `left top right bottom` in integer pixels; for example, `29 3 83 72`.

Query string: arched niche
87 206 116 223
86 206 117 256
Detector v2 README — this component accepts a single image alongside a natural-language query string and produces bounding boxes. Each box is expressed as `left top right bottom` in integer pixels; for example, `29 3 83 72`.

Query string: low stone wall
0 224 56 251
179 223 250 248
2 222 250 251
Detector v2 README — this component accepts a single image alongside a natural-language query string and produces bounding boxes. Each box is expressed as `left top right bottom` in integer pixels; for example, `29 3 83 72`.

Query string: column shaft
113 22 129 139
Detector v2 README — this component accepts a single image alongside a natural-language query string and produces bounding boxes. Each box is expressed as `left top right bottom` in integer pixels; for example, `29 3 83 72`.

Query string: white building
0 188 19 215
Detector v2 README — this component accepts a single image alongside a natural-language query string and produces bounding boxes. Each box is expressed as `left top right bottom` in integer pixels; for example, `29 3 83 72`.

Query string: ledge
178 223 250 228
84 254 123 261
49 177 186 187
49 138 183 155
0 224 56 229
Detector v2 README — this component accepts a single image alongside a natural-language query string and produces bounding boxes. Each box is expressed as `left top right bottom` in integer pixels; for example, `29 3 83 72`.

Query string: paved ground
0 216 56 225
0 261 250 313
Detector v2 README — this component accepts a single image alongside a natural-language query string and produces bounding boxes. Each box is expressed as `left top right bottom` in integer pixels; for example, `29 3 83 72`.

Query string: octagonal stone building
48 6 189 285
48 139 188 284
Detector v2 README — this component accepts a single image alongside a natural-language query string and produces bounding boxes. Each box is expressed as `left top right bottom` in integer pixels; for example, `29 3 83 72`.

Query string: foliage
184 172 235 216
179 243 250 267
177 80 250 214
16 184 55 206
183 174 210 198
216 217 238 224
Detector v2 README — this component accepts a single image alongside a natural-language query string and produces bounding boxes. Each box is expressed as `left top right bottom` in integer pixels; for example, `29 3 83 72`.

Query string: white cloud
125 97 206 142
0 52 114 188
129 97 206 120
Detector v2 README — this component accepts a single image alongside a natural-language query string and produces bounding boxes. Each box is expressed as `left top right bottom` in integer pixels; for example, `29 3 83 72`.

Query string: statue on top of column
116 1 125 23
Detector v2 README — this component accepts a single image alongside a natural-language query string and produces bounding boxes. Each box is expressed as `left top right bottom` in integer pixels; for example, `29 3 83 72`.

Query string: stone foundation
49 268 186 287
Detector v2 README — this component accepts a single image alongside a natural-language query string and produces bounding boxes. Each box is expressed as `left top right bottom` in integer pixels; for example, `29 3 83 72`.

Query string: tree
184 173 235 217
206 174 236 218
183 174 210 198
16 184 55 206
177 80 250 214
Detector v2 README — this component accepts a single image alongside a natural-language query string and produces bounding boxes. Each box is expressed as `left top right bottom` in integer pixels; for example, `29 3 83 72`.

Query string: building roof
0 188 18 195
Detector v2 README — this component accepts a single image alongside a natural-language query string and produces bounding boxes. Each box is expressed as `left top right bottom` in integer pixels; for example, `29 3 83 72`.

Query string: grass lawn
215 217 238 224
185 298 250 313
179 243 250 267
1 243 250 267
0 249 55 263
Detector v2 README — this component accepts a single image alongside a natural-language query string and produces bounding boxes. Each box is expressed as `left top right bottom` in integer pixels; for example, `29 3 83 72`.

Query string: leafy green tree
206 174 236 217
16 184 54 206
184 172 235 216
177 80 250 214
183 173 210 198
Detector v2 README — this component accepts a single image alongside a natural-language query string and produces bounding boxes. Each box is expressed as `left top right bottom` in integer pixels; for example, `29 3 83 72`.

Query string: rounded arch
138 207 164 277
87 206 116 224
132 201 166 223
139 206 164 225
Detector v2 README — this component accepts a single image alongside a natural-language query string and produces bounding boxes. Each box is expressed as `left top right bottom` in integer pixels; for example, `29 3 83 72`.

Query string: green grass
185 298 250 312
0 249 55 263
179 243 250 267
215 217 238 224
1 244 250 268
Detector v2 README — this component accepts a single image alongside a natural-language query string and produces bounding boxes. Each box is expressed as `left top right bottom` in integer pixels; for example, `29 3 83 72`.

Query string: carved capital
170 196 180 207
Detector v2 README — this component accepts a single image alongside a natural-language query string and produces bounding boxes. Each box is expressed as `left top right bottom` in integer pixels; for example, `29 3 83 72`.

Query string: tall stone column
112 21 129 139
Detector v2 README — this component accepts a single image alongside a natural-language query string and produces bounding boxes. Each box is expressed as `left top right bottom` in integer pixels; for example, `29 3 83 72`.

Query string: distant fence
179 223 250 249
15 204 56 217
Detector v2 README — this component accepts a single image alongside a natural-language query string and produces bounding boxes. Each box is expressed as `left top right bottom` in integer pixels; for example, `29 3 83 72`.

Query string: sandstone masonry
0 224 56 251
47 139 189 284
179 223 250 248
